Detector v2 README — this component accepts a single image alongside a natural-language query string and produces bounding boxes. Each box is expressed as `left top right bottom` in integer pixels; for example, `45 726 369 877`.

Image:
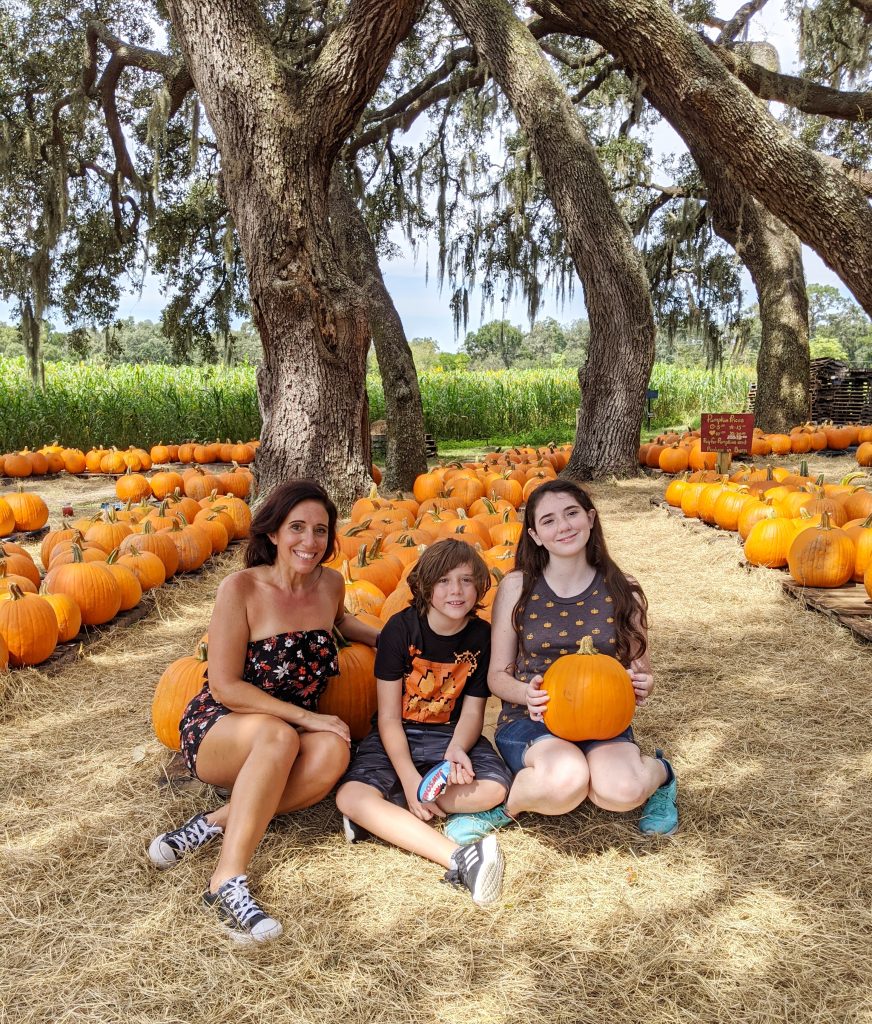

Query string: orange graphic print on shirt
402 647 479 724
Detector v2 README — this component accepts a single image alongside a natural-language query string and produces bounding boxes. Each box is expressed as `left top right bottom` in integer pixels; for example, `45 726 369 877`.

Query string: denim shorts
495 717 636 776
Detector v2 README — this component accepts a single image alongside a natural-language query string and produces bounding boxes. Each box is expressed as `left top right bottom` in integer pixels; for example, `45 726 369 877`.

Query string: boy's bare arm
377 678 443 820
443 696 487 784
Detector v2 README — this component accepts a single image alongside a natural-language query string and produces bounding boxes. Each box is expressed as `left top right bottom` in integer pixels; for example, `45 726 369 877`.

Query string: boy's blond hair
406 539 491 618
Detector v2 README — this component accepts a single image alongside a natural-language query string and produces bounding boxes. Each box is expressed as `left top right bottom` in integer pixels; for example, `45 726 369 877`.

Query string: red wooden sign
700 413 755 453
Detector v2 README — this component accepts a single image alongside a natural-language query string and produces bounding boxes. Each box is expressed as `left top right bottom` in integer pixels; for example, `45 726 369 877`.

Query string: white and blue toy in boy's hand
417 760 452 804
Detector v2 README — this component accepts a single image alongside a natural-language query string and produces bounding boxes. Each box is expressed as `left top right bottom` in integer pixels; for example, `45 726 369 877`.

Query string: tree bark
443 0 655 478
531 0 872 318
20 298 41 388
328 170 428 491
699 167 810 431
163 0 417 512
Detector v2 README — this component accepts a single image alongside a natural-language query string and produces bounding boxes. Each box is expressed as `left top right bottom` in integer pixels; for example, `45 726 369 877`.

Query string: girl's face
528 492 596 558
268 499 330 573
428 562 479 626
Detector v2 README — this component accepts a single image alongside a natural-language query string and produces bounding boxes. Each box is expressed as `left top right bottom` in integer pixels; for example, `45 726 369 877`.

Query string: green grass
0 357 754 452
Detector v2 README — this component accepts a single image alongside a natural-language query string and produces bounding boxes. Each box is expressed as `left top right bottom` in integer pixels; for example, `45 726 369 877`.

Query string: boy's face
429 562 479 625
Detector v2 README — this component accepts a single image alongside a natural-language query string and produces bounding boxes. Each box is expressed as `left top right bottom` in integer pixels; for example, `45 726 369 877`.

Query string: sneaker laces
218 876 266 929
643 782 673 815
167 815 221 855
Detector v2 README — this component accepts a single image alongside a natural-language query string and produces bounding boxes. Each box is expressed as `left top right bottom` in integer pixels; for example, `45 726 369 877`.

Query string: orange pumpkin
40 586 82 642
152 644 209 750
44 547 122 625
787 512 855 588
0 585 58 665
541 636 635 741
317 632 377 741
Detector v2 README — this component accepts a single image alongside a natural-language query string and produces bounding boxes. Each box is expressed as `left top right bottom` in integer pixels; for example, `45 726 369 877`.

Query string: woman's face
268 499 330 572
527 491 596 557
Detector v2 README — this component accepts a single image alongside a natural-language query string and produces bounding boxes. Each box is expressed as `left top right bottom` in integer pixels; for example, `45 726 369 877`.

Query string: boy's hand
402 775 446 822
444 745 475 786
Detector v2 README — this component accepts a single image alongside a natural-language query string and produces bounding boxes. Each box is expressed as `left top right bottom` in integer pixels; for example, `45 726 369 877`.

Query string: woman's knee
252 717 301 764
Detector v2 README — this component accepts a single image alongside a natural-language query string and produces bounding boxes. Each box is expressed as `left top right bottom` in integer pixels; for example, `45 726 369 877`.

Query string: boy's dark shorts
340 724 513 804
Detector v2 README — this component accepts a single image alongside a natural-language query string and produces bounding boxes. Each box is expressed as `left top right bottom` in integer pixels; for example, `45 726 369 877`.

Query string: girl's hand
628 663 654 706
299 711 351 744
402 776 445 821
444 745 475 787
525 675 549 722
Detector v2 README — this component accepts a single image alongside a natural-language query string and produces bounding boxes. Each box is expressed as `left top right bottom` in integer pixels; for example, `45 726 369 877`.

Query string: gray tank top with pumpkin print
496 569 620 731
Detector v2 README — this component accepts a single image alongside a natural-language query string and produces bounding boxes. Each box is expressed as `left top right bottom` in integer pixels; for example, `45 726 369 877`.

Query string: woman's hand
402 775 445 821
525 675 549 722
628 662 655 706
299 711 351 744
443 744 475 787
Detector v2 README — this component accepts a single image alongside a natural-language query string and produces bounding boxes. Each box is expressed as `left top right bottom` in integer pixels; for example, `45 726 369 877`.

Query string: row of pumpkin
0 440 259 478
149 458 552 751
0 467 254 539
664 463 872 593
641 424 872 475
0 491 253 670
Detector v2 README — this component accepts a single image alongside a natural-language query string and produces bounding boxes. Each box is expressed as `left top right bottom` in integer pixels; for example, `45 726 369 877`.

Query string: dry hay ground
3 466 872 1024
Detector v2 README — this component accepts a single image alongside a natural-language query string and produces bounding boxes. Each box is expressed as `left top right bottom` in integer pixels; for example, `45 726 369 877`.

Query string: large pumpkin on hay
318 631 377 740
152 643 209 750
541 636 635 741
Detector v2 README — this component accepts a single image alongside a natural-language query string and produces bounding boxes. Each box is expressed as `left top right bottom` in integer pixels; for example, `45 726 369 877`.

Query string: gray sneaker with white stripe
442 833 504 907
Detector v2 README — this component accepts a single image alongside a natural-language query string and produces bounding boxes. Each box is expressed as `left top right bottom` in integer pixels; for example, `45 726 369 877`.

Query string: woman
445 478 677 845
148 479 378 943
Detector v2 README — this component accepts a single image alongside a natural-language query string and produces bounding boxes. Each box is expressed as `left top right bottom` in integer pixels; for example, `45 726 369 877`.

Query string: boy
336 539 512 907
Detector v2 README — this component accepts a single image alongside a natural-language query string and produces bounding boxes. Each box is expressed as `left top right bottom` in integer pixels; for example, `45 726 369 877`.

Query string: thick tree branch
528 0 872 315
539 39 605 68
366 45 475 125
717 0 770 43
846 0 872 23
816 153 872 197
570 61 616 104
710 41 872 119
308 0 420 149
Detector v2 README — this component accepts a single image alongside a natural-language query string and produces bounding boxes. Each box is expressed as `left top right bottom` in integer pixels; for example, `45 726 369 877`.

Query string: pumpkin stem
575 636 596 655
196 642 208 662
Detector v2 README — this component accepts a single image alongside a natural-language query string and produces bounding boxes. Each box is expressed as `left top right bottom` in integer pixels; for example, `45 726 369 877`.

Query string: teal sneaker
444 804 514 845
639 752 678 835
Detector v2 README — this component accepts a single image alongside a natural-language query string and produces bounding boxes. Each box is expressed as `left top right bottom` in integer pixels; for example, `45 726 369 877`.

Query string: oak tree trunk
443 0 655 478
164 0 416 512
701 168 810 431
534 0 872 317
329 170 428 491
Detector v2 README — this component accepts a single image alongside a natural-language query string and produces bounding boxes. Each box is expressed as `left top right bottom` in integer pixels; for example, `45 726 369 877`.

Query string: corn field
0 357 754 451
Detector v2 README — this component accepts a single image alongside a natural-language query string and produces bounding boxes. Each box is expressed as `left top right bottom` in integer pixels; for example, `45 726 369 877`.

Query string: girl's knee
589 771 648 810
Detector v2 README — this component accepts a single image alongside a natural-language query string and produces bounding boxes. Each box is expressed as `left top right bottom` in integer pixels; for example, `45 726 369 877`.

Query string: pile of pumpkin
113 464 254 504
664 462 872 596
641 423 872 475
0 490 252 671
149 454 553 753
0 439 259 479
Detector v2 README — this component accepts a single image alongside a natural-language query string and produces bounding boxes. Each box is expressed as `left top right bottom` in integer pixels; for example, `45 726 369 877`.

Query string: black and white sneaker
442 833 504 907
148 812 223 869
202 874 283 944
342 814 371 844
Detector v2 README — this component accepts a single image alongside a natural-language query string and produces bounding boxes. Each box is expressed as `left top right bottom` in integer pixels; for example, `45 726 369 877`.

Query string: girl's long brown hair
512 479 648 666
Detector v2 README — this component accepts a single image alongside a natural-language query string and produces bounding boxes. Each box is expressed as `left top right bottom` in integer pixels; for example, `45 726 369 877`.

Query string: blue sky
0 0 857 350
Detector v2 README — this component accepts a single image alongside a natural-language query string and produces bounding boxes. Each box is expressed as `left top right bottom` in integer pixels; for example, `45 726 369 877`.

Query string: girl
147 479 378 943
446 478 676 845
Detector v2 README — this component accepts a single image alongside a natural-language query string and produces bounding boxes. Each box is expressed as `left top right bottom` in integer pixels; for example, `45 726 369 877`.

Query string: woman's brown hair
512 479 647 666
406 538 491 618
244 479 338 568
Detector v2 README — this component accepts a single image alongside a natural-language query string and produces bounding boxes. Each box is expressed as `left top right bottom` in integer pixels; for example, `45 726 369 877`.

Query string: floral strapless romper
179 629 339 778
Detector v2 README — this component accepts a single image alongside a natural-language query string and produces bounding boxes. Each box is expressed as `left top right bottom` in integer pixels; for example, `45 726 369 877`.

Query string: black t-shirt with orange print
374 607 491 727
